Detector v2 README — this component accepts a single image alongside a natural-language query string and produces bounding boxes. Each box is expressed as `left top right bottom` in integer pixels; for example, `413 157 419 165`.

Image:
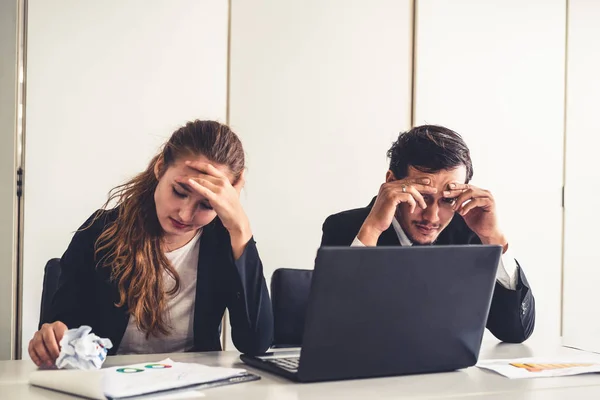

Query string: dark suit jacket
321 199 535 343
42 208 273 355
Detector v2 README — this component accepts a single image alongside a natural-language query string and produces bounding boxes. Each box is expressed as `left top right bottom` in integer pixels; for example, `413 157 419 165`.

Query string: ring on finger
401 184 407 193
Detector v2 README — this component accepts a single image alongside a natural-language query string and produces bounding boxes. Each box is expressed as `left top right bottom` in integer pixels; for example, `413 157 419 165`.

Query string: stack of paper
477 357 600 379
29 358 258 399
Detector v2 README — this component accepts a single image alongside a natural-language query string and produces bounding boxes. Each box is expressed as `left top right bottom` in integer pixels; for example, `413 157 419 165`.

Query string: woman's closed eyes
172 185 213 210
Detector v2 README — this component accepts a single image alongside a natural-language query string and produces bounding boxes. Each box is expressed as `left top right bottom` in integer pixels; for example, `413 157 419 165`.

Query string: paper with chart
477 356 600 379
29 358 249 399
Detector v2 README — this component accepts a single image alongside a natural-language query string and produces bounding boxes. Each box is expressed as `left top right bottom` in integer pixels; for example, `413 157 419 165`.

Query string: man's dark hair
387 125 473 183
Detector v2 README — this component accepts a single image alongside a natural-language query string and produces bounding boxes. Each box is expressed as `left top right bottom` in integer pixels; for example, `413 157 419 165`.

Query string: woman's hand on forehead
184 160 226 178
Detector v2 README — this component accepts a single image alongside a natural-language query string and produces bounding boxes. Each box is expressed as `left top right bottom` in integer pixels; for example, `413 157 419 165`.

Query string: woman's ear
154 155 164 180
385 170 396 183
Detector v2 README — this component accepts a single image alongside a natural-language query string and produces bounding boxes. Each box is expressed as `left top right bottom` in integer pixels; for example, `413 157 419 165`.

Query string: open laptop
240 245 502 382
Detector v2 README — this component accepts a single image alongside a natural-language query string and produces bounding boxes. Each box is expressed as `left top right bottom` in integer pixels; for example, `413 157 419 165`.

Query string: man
321 125 534 343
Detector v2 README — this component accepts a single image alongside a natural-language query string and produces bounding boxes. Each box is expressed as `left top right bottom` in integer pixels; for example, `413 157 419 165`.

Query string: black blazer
43 208 273 355
321 199 535 343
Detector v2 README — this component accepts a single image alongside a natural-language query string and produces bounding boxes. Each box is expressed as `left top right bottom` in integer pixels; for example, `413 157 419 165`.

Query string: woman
29 120 273 366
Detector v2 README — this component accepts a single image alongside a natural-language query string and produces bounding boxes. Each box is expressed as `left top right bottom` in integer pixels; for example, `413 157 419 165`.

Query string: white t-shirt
117 230 201 354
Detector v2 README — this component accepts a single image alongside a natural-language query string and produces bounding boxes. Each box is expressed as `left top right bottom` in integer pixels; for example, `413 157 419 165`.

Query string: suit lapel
377 226 400 246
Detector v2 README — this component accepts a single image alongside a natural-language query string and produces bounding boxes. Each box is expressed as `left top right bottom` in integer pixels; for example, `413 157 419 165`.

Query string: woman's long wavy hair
95 120 244 338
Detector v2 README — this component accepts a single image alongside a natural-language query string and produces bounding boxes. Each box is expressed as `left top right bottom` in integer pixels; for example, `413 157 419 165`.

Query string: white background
414 0 566 341
22 0 228 356
14 0 597 357
227 0 413 349
562 0 600 351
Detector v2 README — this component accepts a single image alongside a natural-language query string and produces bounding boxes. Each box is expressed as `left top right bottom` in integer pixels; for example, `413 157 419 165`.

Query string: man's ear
385 170 396 183
154 155 164 180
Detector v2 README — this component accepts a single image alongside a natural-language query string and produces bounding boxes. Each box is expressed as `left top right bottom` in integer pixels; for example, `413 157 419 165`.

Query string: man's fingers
448 182 470 190
389 182 436 195
403 187 427 210
405 195 417 214
384 186 428 211
406 177 431 185
453 188 493 210
388 190 422 213
453 190 472 210
447 183 490 198
410 184 438 194
445 186 488 198
458 198 491 215
392 178 432 188
442 188 465 197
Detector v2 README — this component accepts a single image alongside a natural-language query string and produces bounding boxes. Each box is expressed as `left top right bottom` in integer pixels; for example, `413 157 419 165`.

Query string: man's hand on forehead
438 182 506 250
442 182 471 200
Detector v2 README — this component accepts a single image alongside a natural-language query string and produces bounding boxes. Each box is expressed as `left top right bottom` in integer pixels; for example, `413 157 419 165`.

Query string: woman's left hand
176 161 252 259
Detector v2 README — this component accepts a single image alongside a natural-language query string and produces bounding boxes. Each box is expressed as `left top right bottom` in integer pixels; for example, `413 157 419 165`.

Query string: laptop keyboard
267 356 300 373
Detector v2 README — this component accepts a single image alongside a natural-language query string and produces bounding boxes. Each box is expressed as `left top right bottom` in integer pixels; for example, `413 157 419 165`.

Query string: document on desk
477 356 600 379
29 358 259 399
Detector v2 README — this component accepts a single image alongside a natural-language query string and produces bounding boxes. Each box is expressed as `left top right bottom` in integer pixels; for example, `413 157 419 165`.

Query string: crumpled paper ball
55 325 113 370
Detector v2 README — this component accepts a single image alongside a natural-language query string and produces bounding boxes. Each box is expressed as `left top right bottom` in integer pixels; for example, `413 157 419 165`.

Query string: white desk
2 341 600 399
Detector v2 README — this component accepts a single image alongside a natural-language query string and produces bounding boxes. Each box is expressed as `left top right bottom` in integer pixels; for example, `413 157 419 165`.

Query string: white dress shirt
351 217 519 290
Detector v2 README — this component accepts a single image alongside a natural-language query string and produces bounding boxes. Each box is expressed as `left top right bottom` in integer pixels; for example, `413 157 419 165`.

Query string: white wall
228 0 413 348
227 0 413 349
562 0 600 351
22 0 228 356
19 0 580 356
414 0 566 340
230 0 413 280
0 0 19 360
